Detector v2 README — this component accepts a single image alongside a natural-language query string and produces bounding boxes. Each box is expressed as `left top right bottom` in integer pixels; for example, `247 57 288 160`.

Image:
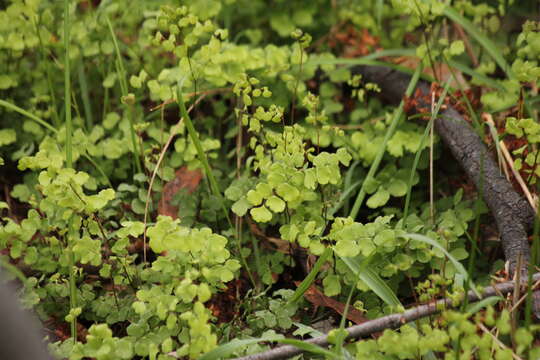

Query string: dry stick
478 323 523 360
483 113 536 211
429 92 435 224
511 255 523 347
234 273 540 360
511 277 540 312
453 23 479 67
149 87 231 111
498 134 537 213
482 113 511 181
351 65 540 315
141 94 208 263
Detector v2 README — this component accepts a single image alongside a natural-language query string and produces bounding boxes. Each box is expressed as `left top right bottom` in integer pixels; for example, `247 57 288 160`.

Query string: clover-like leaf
334 239 360 257
250 205 273 222
387 179 407 197
232 197 250 216
246 189 263 206
366 188 390 208
275 183 300 203
323 274 342 297
364 177 380 194
304 168 317 189
0 129 16 147
264 195 284 213
336 148 351 166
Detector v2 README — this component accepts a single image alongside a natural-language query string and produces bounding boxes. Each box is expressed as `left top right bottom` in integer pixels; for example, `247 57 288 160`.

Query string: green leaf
266 195 285 213
496 309 511 334
448 40 465 56
246 189 263 206
73 235 102 266
450 247 468 261
336 148 352 166
0 129 16 146
366 188 390 208
0 75 16 90
103 73 117 88
323 274 341 296
276 183 300 203
199 336 283 360
270 14 296 37
103 112 120 129
515 328 533 349
387 179 407 197
225 177 253 201
373 229 396 249
334 239 360 257
231 197 250 216
85 188 116 212
250 205 273 222
23 247 38 265
505 117 523 137
293 9 313 26
304 168 317 189
115 339 134 359
11 184 32 202
363 177 380 194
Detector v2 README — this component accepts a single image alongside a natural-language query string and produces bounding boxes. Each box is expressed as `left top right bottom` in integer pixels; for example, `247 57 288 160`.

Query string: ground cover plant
1 0 540 359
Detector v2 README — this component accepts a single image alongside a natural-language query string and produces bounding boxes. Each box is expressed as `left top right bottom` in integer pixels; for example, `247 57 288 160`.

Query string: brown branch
233 273 540 360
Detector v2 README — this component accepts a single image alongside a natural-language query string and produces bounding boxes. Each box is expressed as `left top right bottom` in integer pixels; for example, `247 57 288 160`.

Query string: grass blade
176 87 231 227
78 63 94 129
403 78 452 221
340 255 402 307
105 14 142 174
63 0 78 342
0 100 112 186
443 7 512 78
402 233 479 296
0 100 58 133
199 335 338 360
446 59 505 91
329 180 361 217
349 65 423 218
466 296 502 316
288 247 333 304
199 337 281 360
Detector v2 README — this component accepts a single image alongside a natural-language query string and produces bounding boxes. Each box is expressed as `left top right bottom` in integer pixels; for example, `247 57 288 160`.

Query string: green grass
349 64 423 218
63 0 78 342
403 78 451 221
105 14 142 175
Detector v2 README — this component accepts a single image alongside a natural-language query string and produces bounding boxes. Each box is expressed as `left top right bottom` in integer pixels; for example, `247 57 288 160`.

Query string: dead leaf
301 283 368 325
158 166 202 219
